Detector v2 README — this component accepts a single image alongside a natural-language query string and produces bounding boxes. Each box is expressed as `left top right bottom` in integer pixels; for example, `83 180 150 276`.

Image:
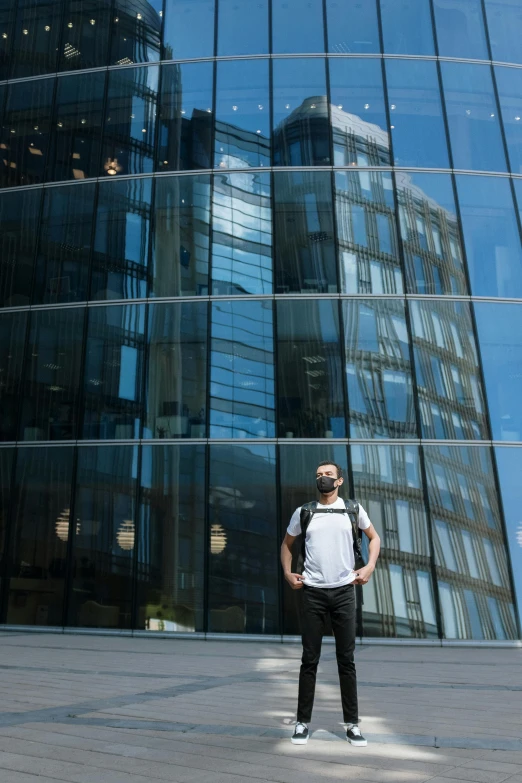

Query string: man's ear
337 476 344 485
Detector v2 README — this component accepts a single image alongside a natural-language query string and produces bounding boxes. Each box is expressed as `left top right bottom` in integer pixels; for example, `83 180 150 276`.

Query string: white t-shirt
287 497 372 588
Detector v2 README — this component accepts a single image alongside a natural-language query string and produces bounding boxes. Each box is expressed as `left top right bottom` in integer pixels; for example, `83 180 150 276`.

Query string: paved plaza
0 632 521 783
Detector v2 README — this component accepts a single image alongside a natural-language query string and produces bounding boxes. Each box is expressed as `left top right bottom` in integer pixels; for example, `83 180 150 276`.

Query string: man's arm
353 524 381 585
280 533 304 590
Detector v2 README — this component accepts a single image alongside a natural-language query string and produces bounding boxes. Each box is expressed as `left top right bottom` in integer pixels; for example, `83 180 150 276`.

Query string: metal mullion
0 447 18 623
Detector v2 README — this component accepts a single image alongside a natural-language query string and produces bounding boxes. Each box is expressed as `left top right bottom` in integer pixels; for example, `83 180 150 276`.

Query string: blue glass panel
272 0 324 54
0 311 27 441
380 0 435 55
163 0 214 60
484 0 522 65
0 0 16 80
495 66 522 175
9 0 62 78
456 175 522 298
495 447 522 633
0 187 41 307
385 59 449 169
433 0 488 60
59 0 112 71
210 300 274 438
325 0 380 54
329 58 390 167
441 62 506 173
110 0 161 65
217 0 268 55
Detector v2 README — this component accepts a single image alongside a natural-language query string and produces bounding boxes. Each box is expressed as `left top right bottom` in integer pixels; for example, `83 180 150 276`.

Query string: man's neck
319 491 339 506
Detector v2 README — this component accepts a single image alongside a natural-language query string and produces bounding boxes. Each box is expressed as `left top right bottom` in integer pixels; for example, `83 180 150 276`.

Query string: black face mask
316 475 337 494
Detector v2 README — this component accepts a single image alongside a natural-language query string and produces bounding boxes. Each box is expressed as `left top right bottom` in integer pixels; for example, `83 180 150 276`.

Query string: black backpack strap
344 499 365 570
299 501 317 567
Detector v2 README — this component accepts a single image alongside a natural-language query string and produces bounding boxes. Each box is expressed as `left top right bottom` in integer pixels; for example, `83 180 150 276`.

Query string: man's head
316 461 344 496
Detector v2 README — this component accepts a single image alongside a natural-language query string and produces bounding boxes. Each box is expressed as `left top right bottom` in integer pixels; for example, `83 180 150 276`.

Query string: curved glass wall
0 0 521 640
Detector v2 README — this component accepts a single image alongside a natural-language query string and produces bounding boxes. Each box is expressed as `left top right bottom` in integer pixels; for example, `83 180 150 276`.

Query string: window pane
215 59 270 169
385 59 449 169
210 300 274 439
495 66 522 175
326 0 379 53
158 62 213 172
9 0 62 77
274 170 336 293
441 62 506 172
0 0 16 80
6 446 73 626
425 445 517 639
0 77 54 187
0 187 41 307
138 444 205 633
217 0 268 55
101 65 159 176
152 174 210 298
277 299 345 438
335 170 401 294
343 300 416 439
69 445 138 629
0 311 28 442
456 175 522 298
433 0 488 60
163 0 214 60
410 300 488 440
484 0 522 65
50 71 105 182
0 448 14 593
211 171 272 295
59 0 111 71
381 0 435 55
397 172 468 296
91 178 151 301
110 0 161 65
33 183 96 305
495 447 522 632
272 58 329 166
83 304 146 439
475 302 522 441
208 444 278 634
272 0 324 54
144 301 207 440
329 58 389 167
19 307 85 442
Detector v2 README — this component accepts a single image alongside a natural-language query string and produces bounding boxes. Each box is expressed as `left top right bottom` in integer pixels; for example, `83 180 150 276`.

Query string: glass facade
0 0 521 641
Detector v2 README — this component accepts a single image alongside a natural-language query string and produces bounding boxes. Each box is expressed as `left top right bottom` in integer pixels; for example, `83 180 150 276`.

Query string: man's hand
285 572 304 590
353 565 374 585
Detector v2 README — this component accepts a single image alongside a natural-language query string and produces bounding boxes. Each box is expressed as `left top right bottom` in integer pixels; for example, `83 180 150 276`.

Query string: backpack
295 499 366 575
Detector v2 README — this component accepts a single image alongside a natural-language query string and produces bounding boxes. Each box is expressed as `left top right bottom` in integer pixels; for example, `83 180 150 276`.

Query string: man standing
280 461 381 746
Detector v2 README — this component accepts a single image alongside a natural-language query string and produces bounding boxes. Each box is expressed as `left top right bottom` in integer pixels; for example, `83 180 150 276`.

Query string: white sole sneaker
291 735 309 745
347 735 367 747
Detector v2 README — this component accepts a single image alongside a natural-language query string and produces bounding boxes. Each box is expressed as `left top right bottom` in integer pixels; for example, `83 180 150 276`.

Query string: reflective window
91 178 151 301
410 300 488 440
343 300 416 439
277 299 345 438
0 448 14 591
380 0 435 55
101 65 159 177
475 302 522 442
6 446 73 626
397 172 468 296
272 58 329 166
210 300 274 439
335 170 402 294
456 175 522 298
212 172 272 295
163 0 214 60
326 0 380 54
144 302 207 440
274 170 336 293
0 77 54 187
0 0 16 80
495 66 522 175
138 444 205 633
110 0 161 65
217 0 268 56
208 444 278 633
19 307 85 442
158 62 213 172
0 187 41 307
50 71 105 182
385 59 450 169
433 0 488 60
272 0 324 54
484 0 522 65
33 183 96 305
59 0 112 71
0 311 28 442
495 447 522 631
215 59 270 169
152 174 210 298
425 445 517 639
9 0 62 78
329 58 389 167
83 304 146 439
441 62 506 173
69 445 138 628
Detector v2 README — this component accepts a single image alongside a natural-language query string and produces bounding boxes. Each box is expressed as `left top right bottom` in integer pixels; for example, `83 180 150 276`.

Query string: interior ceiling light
89 18 95 24
117 520 135 550
210 524 227 555
44 25 50 31
104 157 122 175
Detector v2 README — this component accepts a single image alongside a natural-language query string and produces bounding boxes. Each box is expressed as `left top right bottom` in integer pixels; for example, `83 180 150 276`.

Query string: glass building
1 0 521 641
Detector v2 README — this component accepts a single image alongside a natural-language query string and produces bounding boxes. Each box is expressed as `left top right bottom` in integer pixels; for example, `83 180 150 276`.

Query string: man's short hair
316 461 344 479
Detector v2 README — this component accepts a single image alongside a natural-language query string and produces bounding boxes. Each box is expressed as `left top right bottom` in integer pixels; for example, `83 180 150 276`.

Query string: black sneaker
291 722 309 745
346 725 367 746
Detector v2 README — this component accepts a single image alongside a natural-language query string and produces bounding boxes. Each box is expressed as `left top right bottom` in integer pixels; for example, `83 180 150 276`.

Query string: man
280 461 381 747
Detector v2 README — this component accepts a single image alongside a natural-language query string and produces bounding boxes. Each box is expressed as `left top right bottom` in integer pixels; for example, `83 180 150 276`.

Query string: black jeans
297 583 358 725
